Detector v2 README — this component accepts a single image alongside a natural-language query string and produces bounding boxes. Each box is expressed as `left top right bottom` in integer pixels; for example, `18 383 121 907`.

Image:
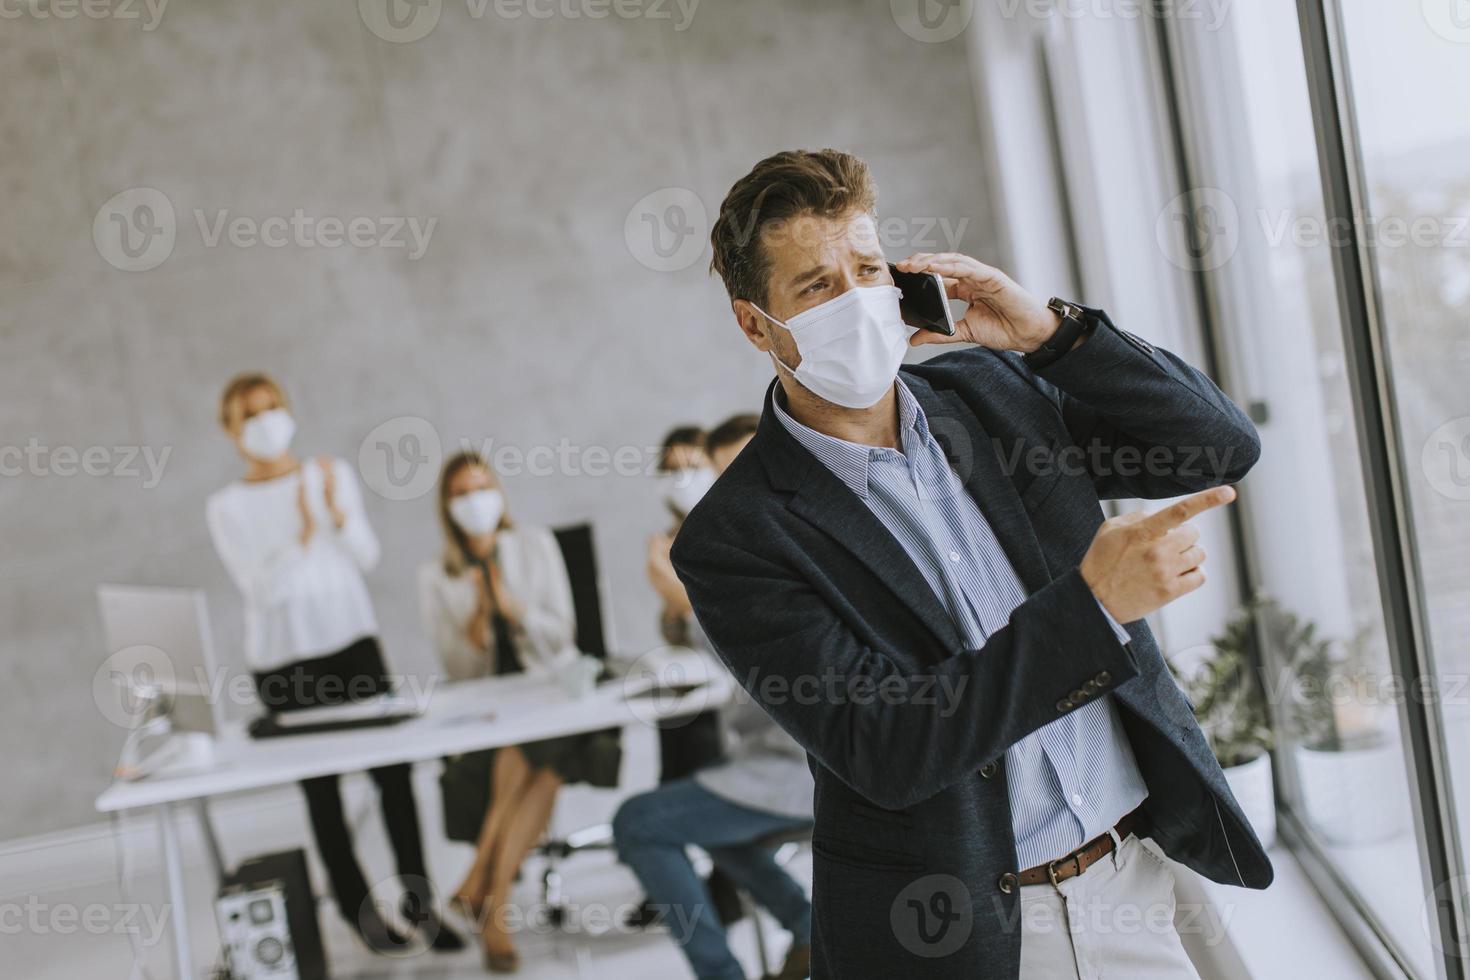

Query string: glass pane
1170 1 1438 971
1336 0 1470 955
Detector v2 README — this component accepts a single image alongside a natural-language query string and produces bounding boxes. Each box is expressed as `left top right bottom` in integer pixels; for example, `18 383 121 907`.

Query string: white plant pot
1222 752 1276 851
1293 740 1410 845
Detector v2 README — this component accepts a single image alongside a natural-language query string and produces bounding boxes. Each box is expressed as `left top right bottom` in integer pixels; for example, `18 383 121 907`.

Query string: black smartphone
890 264 956 336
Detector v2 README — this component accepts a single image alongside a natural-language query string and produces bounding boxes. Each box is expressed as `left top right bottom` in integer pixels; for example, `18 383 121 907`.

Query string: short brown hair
218 372 288 430
706 413 760 456
657 425 707 473
710 149 877 307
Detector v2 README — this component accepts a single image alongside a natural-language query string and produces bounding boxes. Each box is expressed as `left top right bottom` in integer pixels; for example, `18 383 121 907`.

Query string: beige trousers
1018 834 1200 979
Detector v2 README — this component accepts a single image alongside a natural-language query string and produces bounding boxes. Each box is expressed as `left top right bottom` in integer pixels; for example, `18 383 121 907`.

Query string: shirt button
1071 792 1084 807
948 550 961 562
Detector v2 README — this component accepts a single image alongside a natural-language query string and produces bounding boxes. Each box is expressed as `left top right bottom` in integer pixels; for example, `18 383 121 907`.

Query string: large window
1164 2 1440 972
1333 0 1470 957
970 2 1469 972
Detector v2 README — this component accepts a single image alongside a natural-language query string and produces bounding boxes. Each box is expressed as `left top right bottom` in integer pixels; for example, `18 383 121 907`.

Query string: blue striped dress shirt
774 379 1148 868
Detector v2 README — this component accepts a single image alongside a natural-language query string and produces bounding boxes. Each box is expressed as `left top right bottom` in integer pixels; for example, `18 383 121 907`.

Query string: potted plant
1267 603 1408 845
1171 602 1277 849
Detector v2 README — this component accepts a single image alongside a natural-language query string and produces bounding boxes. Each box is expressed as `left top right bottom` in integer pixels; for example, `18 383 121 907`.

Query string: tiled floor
3 723 808 979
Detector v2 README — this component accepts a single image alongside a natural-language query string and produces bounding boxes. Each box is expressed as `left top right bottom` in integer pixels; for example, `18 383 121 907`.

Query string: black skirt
439 730 622 844
439 581 622 842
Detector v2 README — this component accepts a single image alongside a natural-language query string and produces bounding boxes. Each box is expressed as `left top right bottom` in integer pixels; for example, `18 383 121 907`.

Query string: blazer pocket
1018 437 1066 510
848 800 916 829
812 837 924 873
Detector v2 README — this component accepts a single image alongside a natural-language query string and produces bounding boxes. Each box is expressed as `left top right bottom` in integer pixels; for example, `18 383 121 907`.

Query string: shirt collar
772 378 929 498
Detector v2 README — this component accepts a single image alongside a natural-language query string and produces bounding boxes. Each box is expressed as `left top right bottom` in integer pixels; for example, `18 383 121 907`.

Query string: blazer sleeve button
980 761 999 779
1056 698 1073 713
997 872 1018 895
1095 670 1111 686
1070 688 1087 703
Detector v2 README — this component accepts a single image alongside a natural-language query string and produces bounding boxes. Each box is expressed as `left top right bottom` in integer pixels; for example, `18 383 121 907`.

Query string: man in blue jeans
614 636 814 980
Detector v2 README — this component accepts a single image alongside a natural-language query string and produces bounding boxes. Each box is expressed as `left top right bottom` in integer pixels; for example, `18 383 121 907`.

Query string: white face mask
751 284 915 410
662 466 716 518
239 408 296 461
449 489 505 537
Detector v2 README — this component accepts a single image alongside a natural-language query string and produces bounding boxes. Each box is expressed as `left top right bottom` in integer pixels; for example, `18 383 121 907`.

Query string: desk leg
156 802 194 980
193 797 226 884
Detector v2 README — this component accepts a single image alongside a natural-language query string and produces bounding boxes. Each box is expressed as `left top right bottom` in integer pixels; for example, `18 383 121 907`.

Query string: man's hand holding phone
1080 486 1236 624
896 252 1060 353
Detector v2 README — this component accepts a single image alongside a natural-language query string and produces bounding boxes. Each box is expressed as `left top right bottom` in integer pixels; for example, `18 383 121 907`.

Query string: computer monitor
96 584 224 736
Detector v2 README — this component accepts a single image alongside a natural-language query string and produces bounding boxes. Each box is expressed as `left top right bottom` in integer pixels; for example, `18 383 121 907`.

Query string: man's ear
732 299 771 352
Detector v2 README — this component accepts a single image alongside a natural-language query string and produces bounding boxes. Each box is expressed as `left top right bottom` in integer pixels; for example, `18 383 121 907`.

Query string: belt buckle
1047 857 1067 887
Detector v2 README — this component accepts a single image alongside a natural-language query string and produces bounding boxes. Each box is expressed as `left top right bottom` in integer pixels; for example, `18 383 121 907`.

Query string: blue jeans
613 778 813 980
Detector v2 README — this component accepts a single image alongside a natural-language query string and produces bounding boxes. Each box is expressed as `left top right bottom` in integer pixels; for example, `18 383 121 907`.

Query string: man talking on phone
669 149 1271 979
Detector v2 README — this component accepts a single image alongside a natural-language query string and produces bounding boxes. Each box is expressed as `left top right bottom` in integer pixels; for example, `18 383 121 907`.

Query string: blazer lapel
754 383 963 652
907 378 1054 596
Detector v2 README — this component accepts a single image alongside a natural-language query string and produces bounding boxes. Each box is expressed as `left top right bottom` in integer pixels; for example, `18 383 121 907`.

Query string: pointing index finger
1139 486 1237 536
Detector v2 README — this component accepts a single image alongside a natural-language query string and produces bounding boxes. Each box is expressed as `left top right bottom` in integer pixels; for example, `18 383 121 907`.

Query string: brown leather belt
1016 806 1149 888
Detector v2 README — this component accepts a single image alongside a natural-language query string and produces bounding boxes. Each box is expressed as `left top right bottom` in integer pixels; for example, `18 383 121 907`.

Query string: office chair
536 523 619 923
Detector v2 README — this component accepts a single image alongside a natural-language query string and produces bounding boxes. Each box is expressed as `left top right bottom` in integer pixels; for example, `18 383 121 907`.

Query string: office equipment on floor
215 850 326 980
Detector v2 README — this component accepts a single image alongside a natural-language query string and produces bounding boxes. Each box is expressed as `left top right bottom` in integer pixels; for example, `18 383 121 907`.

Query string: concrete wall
0 0 997 839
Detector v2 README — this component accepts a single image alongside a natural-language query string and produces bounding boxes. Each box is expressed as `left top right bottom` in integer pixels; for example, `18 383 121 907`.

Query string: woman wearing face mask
419 450 620 972
205 372 463 956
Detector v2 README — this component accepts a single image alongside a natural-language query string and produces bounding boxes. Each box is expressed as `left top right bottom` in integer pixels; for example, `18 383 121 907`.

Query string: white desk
95 655 734 979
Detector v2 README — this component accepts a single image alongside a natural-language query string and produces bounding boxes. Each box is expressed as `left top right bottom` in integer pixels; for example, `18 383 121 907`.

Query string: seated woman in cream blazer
418 450 619 972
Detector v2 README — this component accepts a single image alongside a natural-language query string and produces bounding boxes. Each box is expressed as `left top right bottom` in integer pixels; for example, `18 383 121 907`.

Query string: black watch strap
1023 298 1093 371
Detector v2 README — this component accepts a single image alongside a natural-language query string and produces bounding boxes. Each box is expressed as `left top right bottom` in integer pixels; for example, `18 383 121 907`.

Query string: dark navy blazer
671 309 1273 979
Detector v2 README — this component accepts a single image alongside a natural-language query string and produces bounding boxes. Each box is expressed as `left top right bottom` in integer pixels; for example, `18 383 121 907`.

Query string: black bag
438 749 497 844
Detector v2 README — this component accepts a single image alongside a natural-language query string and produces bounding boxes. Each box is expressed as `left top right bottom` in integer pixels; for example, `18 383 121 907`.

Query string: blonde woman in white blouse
206 372 462 956
419 450 620 972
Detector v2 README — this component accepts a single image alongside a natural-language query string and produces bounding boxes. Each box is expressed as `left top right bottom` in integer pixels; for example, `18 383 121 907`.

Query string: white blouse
206 457 380 671
417 526 579 683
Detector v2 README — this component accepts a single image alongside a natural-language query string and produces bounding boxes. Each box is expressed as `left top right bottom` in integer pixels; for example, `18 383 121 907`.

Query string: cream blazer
417 525 578 682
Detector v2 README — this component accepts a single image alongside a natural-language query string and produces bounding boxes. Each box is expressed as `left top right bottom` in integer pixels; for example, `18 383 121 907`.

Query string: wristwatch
1023 298 1093 371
